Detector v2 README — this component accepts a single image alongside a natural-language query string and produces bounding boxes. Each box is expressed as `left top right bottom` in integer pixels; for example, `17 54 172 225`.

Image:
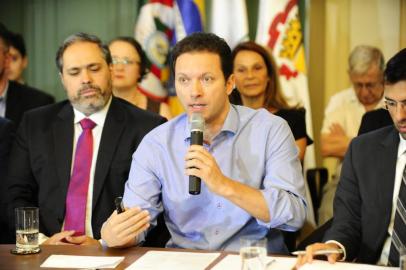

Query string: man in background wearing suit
6 32 166 245
0 117 13 243
0 26 54 128
296 48 406 267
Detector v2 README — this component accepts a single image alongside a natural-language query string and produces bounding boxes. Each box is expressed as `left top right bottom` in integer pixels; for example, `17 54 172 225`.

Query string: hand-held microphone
189 112 204 195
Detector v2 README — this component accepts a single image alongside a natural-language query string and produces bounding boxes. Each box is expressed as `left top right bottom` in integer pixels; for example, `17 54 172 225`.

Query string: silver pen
291 249 343 256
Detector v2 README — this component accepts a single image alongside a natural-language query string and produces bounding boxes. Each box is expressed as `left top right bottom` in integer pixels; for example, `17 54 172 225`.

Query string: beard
70 83 111 116
396 121 406 140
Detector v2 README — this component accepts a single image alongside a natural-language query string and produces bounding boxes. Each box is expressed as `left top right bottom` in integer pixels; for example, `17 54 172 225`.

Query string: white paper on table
211 254 274 270
211 254 397 270
125 251 221 270
300 260 397 270
40 254 124 268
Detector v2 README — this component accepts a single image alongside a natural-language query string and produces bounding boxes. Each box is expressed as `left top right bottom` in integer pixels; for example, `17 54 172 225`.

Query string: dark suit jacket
5 80 55 128
0 117 13 185
0 117 14 243
7 97 166 240
358 108 393 136
324 126 399 264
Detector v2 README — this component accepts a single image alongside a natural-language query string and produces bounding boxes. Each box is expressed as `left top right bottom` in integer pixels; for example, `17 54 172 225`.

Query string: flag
256 0 316 226
209 0 249 49
256 0 315 167
170 0 204 115
173 0 204 42
135 0 204 115
135 0 174 101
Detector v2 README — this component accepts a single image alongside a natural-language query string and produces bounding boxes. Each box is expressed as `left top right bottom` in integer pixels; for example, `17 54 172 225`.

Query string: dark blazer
324 126 399 264
358 108 393 136
0 117 14 243
7 97 166 240
5 80 55 128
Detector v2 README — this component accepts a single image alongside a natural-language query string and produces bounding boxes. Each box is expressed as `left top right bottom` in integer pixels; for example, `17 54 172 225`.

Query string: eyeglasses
353 82 382 91
112 57 140 66
384 99 406 112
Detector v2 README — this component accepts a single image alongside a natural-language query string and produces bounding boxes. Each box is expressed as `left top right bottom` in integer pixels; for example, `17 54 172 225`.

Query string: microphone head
190 112 204 132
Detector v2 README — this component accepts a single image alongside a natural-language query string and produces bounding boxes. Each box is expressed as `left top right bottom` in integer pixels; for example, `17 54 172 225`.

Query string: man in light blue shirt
101 32 306 253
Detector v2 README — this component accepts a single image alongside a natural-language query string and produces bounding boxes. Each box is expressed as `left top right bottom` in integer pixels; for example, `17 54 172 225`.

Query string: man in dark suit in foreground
296 48 406 267
0 26 54 128
0 117 14 243
6 32 165 245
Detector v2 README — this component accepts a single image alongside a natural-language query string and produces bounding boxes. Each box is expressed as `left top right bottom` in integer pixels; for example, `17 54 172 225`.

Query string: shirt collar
183 104 240 142
73 96 112 128
0 81 9 100
398 134 406 158
221 104 239 134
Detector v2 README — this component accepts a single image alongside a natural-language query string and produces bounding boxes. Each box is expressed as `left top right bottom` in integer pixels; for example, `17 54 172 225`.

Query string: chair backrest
306 168 328 222
143 212 170 247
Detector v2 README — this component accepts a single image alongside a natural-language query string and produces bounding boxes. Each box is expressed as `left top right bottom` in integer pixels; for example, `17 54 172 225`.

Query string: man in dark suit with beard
6 32 165 245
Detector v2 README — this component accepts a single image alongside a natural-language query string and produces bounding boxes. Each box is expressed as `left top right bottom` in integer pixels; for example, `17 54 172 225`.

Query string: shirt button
215 230 219 235
217 203 222 209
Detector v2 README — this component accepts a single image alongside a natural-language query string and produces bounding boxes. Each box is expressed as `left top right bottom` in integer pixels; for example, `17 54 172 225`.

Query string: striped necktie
388 163 406 266
64 118 96 236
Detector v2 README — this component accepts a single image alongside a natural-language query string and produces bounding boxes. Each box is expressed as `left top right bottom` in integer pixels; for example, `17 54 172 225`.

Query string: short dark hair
384 48 406 85
170 32 232 80
8 31 26 57
0 23 10 50
108 36 148 82
55 32 111 73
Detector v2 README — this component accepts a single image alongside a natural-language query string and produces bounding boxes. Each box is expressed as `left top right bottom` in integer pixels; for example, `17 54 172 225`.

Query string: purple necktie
64 118 96 236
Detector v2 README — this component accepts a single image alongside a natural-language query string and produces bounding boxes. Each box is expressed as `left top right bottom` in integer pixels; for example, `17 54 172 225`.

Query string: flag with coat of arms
256 0 315 169
135 0 204 115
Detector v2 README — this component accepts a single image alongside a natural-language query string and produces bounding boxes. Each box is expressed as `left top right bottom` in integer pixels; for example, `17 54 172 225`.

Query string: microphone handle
189 131 203 195
190 130 203 145
189 175 201 195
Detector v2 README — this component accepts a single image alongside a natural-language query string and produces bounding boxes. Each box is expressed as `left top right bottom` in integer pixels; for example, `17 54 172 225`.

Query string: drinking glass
400 246 406 270
240 237 267 270
12 207 40 254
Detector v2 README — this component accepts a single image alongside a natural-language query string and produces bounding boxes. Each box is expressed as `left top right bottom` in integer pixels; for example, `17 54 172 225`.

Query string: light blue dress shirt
123 105 306 252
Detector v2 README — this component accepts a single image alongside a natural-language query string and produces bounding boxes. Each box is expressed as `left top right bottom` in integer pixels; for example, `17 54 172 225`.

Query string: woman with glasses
109 37 172 119
230 41 312 162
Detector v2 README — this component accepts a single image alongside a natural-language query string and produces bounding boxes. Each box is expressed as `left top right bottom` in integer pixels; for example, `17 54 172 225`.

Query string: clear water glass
13 207 40 254
240 237 267 270
400 246 406 270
